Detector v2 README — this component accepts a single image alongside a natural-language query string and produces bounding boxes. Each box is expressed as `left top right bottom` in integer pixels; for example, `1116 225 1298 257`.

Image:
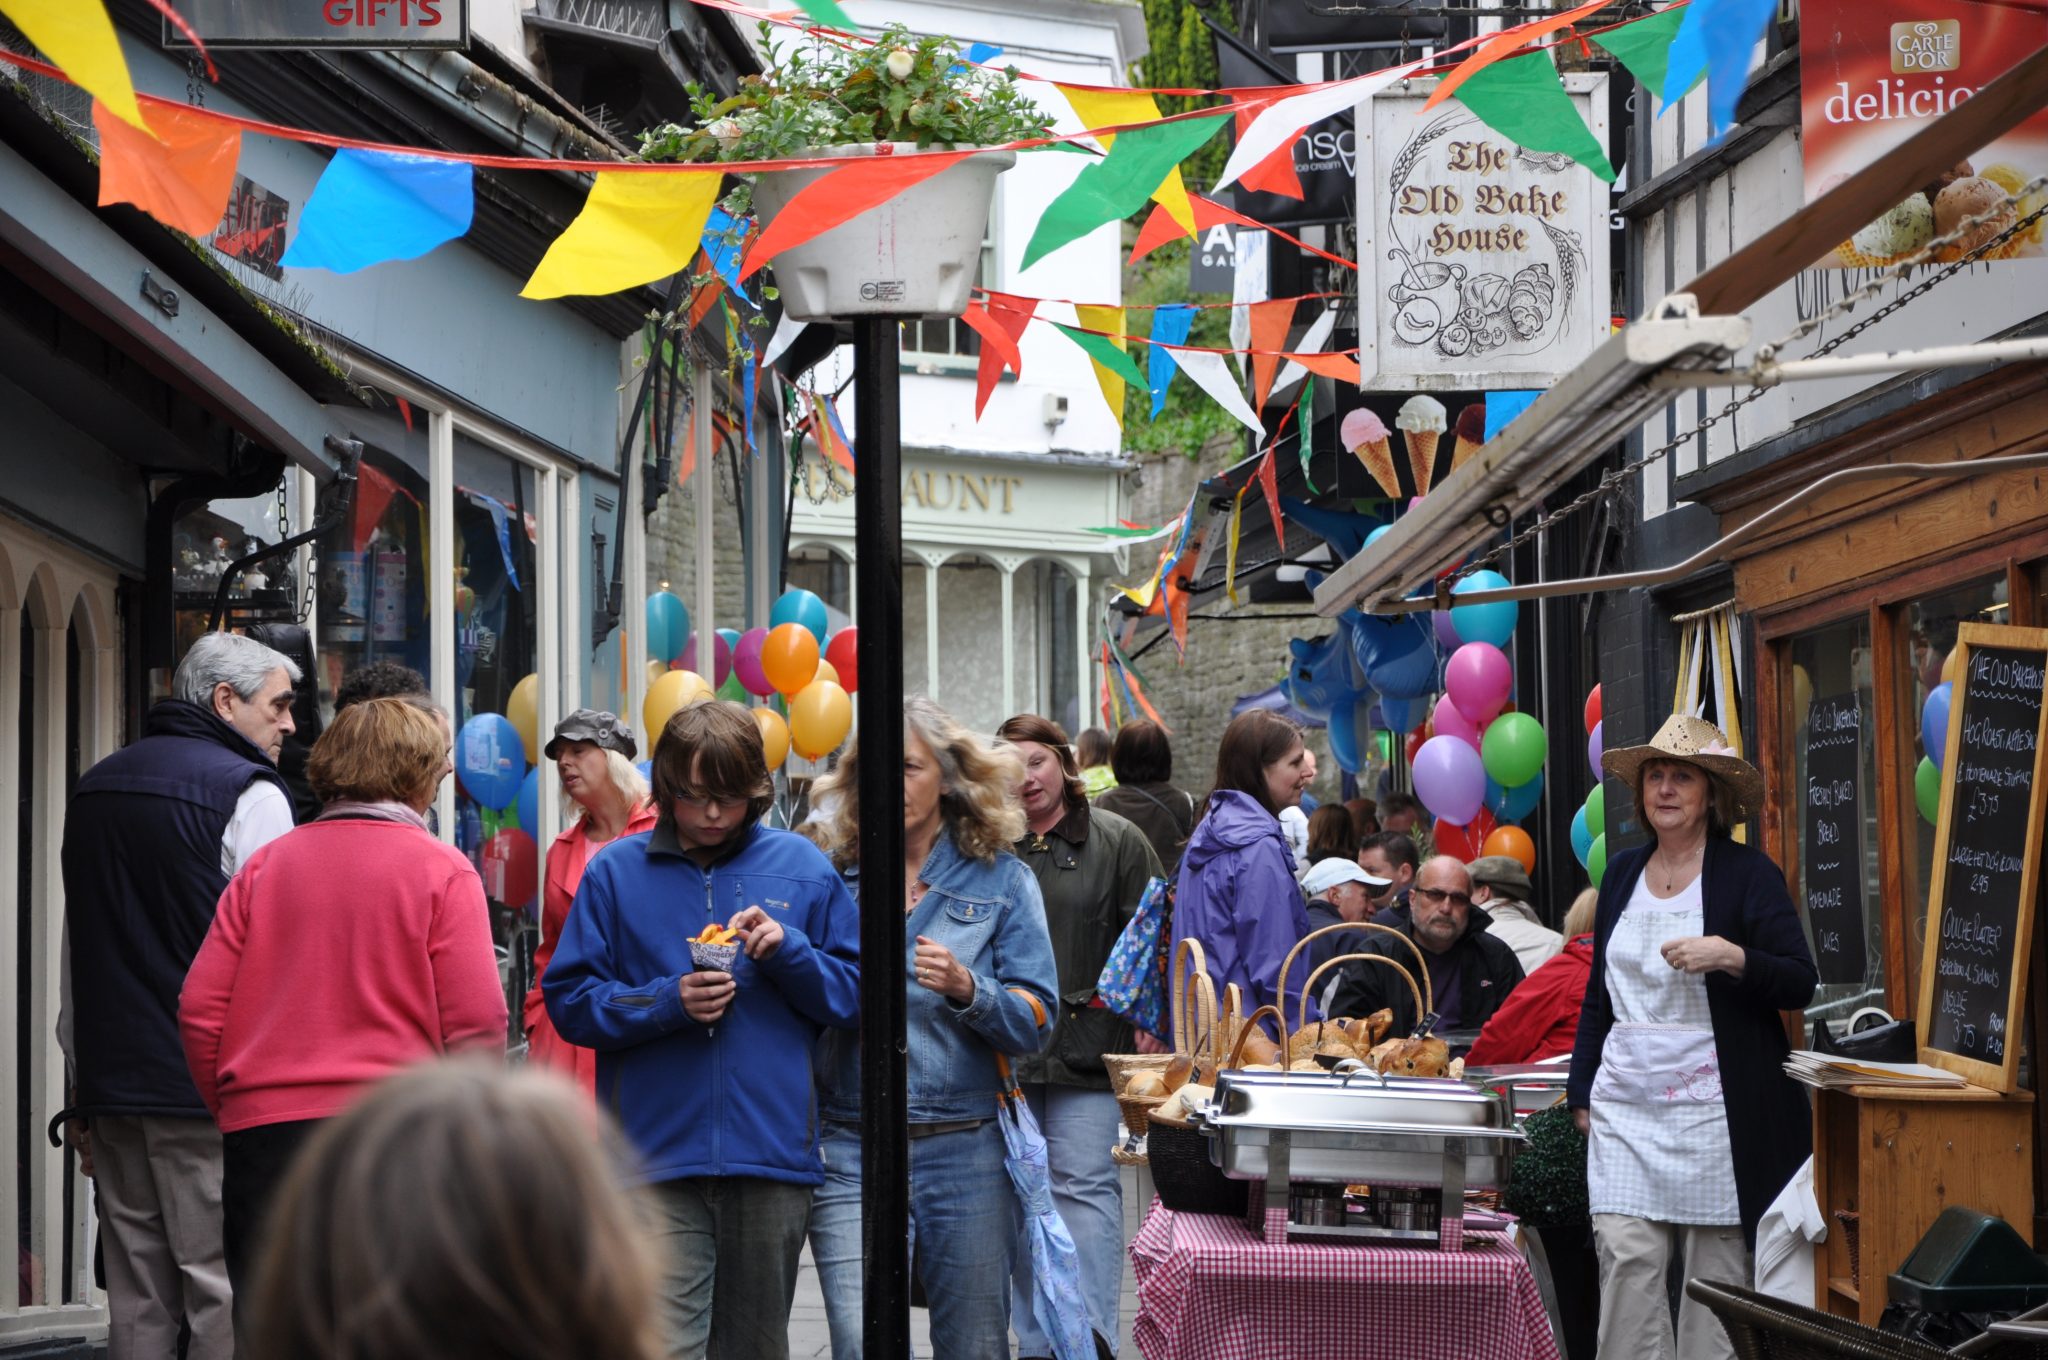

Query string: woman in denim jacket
806 696 1058 1360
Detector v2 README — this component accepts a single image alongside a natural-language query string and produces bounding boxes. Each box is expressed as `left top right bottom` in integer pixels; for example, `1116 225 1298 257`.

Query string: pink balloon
1445 642 1512 724
1432 693 1481 750
733 627 772 697
679 631 734 690
1412 735 1487 827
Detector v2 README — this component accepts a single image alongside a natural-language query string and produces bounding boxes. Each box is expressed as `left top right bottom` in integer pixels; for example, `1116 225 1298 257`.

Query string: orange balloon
753 707 791 771
1482 824 1537 874
788 680 852 760
761 623 821 696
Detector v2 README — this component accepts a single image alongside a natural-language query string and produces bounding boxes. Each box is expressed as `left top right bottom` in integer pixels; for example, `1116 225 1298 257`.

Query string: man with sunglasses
1327 855 1525 1040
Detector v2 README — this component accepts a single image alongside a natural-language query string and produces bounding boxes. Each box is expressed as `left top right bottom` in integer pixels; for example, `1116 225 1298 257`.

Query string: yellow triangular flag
1057 85 1197 235
1075 303 1127 430
522 169 723 300
1 0 145 129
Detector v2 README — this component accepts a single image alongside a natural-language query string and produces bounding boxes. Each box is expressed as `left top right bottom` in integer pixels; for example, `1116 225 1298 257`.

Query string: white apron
1586 873 1740 1226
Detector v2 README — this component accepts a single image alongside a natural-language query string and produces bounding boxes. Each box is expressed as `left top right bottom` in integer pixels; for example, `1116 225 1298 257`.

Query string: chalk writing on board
1801 693 1866 986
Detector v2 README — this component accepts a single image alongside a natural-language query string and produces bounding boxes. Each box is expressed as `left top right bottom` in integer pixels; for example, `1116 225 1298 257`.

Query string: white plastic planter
749 143 1015 321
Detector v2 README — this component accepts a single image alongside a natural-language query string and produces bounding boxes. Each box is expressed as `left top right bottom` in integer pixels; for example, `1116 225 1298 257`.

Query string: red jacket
521 803 657 1093
1465 934 1594 1067
180 816 508 1132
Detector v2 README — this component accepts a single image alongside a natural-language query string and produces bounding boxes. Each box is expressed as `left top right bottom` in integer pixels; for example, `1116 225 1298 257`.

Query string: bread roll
1124 1071 1169 1098
1162 1053 1194 1093
1367 1009 1394 1044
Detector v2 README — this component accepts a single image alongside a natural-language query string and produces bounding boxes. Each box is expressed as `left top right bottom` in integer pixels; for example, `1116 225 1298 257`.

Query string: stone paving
787 1165 1151 1358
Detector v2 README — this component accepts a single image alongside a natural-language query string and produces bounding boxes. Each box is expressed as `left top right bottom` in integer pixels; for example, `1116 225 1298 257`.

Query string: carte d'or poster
1802 0 2048 267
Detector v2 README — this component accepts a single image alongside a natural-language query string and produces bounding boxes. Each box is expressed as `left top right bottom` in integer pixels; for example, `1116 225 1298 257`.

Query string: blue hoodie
544 819 860 1186
1171 790 1311 1030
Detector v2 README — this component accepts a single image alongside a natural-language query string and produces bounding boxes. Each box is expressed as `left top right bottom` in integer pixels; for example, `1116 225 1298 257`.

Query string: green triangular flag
1452 51 1616 183
793 0 858 30
1588 6 1705 103
1021 114 1230 269
1052 323 1149 393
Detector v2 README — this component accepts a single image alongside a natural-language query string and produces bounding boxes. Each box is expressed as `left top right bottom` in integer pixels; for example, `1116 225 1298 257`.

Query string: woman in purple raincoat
1170 710 1315 1029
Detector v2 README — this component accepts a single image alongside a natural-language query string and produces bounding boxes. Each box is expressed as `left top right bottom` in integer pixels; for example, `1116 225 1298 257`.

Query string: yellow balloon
506 673 540 764
1790 664 1812 726
754 707 791 771
644 669 714 738
813 659 839 687
646 659 669 689
1942 644 1962 685
788 680 852 761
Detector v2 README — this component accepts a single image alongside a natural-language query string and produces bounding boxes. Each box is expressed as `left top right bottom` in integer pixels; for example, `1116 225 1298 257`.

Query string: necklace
1653 842 1703 892
905 879 930 914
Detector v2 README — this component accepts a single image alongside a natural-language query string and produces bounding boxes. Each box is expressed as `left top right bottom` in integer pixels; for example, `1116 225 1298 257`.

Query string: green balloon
1587 832 1608 888
1374 730 1393 763
717 672 748 703
1481 711 1549 788
1585 782 1606 838
1915 755 1941 824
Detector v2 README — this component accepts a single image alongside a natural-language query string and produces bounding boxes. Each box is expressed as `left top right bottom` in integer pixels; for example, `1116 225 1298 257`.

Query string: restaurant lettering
799 455 1021 515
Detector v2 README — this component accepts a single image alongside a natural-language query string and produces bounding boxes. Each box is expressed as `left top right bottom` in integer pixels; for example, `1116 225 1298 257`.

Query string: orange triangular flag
741 151 972 279
1283 351 1363 384
1247 298 1295 410
93 99 240 236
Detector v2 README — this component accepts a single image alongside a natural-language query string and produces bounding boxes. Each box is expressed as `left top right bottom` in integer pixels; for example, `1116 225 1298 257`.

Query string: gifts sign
1801 694 1868 986
1916 626 2048 1093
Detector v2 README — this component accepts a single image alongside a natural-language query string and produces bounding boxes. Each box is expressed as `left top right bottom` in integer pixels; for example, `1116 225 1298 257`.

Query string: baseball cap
1301 857 1392 898
543 708 638 762
1467 855 1534 901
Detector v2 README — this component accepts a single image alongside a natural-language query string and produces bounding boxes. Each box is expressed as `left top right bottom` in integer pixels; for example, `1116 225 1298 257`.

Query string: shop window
170 484 301 675
313 440 433 715
1786 616 1883 1025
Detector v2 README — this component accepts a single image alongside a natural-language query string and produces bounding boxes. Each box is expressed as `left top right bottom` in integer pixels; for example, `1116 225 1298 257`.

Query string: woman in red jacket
1467 890 1599 1066
180 697 507 1317
522 709 656 1094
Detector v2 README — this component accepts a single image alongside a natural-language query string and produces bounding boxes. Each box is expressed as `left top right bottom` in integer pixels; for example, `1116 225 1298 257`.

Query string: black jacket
1567 837 1818 1248
1327 902 1525 1035
1092 781 1197 876
61 700 291 1117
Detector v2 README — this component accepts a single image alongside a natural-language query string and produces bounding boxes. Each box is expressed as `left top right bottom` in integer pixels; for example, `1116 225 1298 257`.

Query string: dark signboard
164 0 468 49
1213 29 1355 228
1801 693 1867 986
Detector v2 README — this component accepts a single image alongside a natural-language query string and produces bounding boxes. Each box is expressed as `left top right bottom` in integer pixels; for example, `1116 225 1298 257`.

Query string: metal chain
186 54 205 108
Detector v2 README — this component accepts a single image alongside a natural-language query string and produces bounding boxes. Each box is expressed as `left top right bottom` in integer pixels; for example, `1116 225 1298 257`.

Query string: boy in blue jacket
545 701 861 1360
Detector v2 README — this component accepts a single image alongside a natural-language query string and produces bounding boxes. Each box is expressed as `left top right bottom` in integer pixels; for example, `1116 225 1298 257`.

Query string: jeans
809 1118 1019 1359
1010 1084 1121 1357
648 1175 813 1360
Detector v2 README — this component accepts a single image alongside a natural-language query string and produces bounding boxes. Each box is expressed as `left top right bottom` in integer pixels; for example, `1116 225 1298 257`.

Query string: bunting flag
1256 447 1284 546
792 0 857 28
1021 114 1229 269
1169 348 1263 436
522 169 723 300
1296 375 1317 492
1453 51 1616 182
821 392 855 468
1246 297 1295 410
1127 202 1187 265
1056 86 1201 234
1225 485 1247 607
1162 533 1201 657
701 206 750 291
280 149 474 274
742 150 973 279
964 296 1035 418
1216 65 1415 191
677 392 698 484
1423 0 1610 109
1484 389 1541 441
1063 308 1145 427
1099 643 1123 728
759 311 808 369
1231 97 1306 200
93 98 240 236
1270 307 1337 401
801 387 855 471
0 0 144 129
741 332 759 451
1146 304 1196 418
1664 0 1778 141
1589 5 1703 101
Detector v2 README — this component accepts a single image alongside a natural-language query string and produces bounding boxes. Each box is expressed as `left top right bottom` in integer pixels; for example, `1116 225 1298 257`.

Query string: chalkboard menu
1916 624 2048 1092
1802 693 1868 986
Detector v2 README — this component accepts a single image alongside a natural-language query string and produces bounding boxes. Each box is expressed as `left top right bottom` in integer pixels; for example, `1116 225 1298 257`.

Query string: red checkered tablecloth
1129 1201 1561 1360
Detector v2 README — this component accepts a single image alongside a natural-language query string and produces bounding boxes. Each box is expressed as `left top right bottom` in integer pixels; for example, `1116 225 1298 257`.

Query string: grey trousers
1592 1213 1749 1360
647 1176 812 1360
92 1115 235 1360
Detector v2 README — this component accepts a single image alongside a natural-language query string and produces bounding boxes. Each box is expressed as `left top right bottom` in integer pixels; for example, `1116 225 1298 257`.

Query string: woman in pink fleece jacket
180 697 507 1319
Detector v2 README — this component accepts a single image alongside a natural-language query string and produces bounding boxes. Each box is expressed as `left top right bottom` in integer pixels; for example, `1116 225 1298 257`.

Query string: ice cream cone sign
1340 408 1400 499
1396 395 1448 494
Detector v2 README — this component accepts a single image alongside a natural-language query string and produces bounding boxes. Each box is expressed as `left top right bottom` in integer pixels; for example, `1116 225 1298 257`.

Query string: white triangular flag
1269 307 1337 402
1170 348 1264 436
1216 64 1418 191
760 313 809 370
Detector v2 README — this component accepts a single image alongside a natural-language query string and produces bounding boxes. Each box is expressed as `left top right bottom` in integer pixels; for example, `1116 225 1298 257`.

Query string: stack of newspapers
1783 1050 1968 1090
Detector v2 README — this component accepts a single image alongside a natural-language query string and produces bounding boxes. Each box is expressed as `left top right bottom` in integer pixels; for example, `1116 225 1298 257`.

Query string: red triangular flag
742 151 973 280
1232 100 1304 201
1424 0 1608 109
353 460 400 550
963 297 1036 419
1256 447 1284 548
1128 202 1190 265
1247 298 1296 410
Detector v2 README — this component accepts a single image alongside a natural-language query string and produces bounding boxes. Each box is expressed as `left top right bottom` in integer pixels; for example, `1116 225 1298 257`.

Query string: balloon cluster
454 675 544 913
1913 645 1961 824
1568 685 1607 886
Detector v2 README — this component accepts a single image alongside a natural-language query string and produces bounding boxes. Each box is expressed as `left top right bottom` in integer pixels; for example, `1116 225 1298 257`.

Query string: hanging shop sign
1801 0 2048 267
1356 74 1611 393
163 0 469 49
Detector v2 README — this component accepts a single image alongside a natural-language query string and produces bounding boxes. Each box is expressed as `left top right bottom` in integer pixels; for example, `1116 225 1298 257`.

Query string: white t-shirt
219 780 296 878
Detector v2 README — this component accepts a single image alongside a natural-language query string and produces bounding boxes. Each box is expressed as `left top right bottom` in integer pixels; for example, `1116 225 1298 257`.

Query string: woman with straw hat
1566 714 1817 1360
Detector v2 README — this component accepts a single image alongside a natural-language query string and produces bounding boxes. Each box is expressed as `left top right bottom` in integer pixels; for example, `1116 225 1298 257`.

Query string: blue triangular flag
1147 304 1197 419
1483 390 1540 442
280 148 473 274
701 206 750 293
742 336 759 453
1661 0 1777 143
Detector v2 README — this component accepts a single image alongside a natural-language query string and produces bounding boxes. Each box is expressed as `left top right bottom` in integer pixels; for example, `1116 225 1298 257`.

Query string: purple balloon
1412 734 1487 827
1432 610 1462 650
733 626 772 697
1587 719 1604 777
679 630 735 690
1432 693 1482 750
1444 642 1513 724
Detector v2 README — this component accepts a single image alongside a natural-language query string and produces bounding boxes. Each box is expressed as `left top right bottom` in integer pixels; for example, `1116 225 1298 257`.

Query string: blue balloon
1449 570 1517 649
770 588 829 644
646 591 690 662
516 766 540 840
1365 524 1393 549
456 713 526 812
1379 694 1426 734
1284 630 1363 721
1327 698 1369 774
1347 612 1437 701
1570 803 1594 867
1921 681 1953 770
1487 770 1544 822
716 626 742 651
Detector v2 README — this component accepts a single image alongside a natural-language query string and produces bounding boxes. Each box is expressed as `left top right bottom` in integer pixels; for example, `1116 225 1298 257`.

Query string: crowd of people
59 630 1815 1360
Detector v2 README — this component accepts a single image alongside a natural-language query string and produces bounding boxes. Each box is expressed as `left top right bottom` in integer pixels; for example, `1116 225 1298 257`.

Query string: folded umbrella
997 1057 1098 1360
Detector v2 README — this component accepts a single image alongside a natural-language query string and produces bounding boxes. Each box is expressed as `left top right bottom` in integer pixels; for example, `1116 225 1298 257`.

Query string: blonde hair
810 696 1025 867
562 749 651 823
1562 888 1598 938
307 698 446 808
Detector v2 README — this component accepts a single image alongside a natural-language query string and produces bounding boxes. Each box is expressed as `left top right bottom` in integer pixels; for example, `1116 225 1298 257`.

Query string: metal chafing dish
1193 1063 1523 1248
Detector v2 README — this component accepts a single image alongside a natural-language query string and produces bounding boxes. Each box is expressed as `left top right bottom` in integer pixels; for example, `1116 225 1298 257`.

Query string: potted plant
640 24 1049 321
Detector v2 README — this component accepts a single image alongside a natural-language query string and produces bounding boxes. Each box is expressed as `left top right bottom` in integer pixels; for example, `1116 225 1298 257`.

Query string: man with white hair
59 631 300 1360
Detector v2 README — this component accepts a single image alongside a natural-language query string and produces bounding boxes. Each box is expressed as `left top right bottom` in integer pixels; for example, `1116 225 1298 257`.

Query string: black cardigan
1566 837 1819 1248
